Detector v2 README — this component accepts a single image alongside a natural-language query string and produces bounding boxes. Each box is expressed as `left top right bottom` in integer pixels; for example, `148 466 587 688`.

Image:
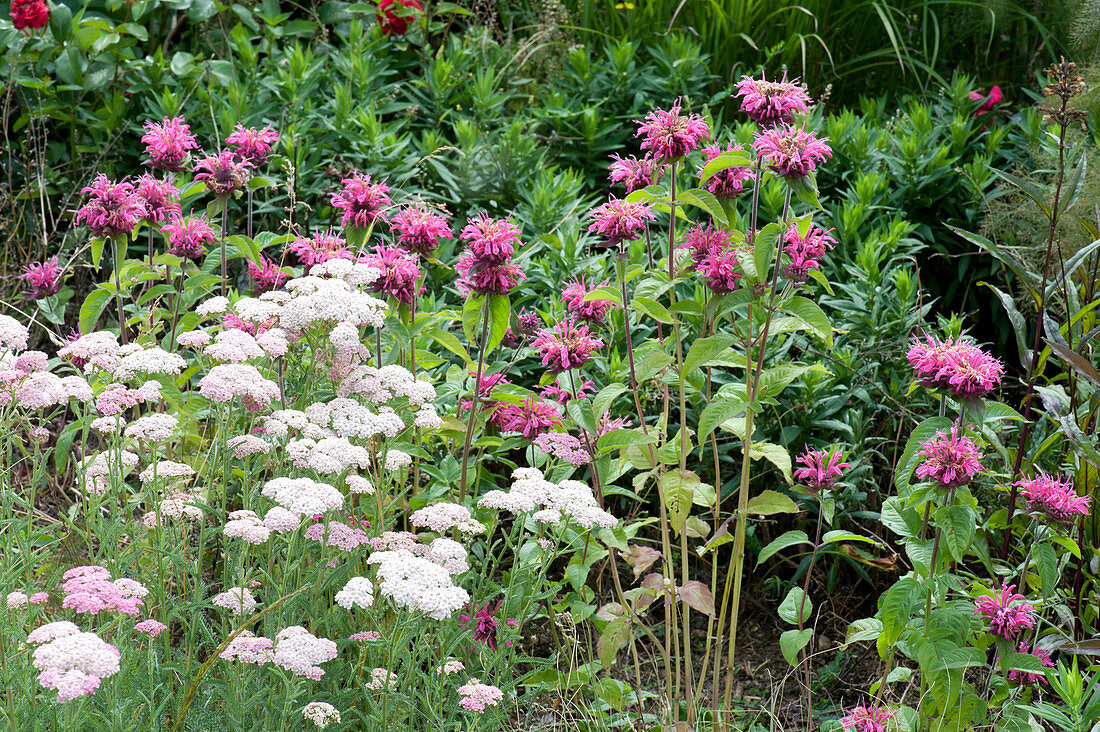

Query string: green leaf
778 586 812 625
781 296 833 347
744 489 798 516
1034 542 1057 593
583 285 622 305
90 237 106 270
789 174 821 210
461 295 484 345
79 285 115 335
596 428 657 453
780 628 813 666
699 150 752 184
676 188 727 227
682 335 736 380
1002 652 1049 675
660 470 697 535
597 617 630 667
757 530 810 566
752 223 779 284
821 530 875 546
749 442 792 484
878 577 920 645
698 397 747 442
843 618 883 647
593 383 628 421
633 296 675 324
425 327 471 364
936 504 975 562
486 293 511 352
756 363 827 400
895 417 952 493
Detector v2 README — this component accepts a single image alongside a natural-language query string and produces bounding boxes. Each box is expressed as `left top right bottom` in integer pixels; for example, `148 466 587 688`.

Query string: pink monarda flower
73 174 145 238
840 704 894 732
455 252 526 296
680 224 733 269
561 276 616 324
1008 642 1054 685
587 198 657 248
362 245 422 305
783 223 836 282
497 398 564 439
377 0 422 36
752 123 832 179
906 335 1004 400
697 247 742 293
162 215 217 260
134 173 182 224
734 73 811 127
532 317 604 372
288 229 353 266
975 583 1035 641
134 619 167 638
635 99 711 163
914 425 984 489
458 601 517 651
608 153 664 192
225 124 280 167
1016 473 1090 525
331 172 391 229
141 117 199 172
793 448 850 493
457 678 504 713
701 142 753 198
247 256 290 293
541 379 594 406
11 0 49 30
390 204 452 255
460 213 523 264
194 149 253 196
970 85 1003 116
19 257 63 299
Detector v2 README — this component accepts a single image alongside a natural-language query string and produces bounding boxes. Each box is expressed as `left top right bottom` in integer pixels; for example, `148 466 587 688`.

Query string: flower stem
458 296 491 503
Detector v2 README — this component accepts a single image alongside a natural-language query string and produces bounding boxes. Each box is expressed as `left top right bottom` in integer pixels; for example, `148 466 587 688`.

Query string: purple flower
840 704 894 732
390 205 452 255
608 153 664 193
782 223 836 282
457 601 517 651
362 245 423 305
914 425 984 489
73 174 145 238
635 99 711 163
247 256 290 293
587 198 656 248
793 448 850 493
531 317 603 373
752 123 832 178
680 224 733 269
459 213 523 264
331 172 391 229
134 174 181 225
162 215 217 260
975 583 1034 641
225 124 279 167
561 276 616 324
734 73 811 127
141 117 199 172
19 257 64 299
701 142 753 198
455 253 526 296
194 150 253 196
906 335 1004 400
1007 642 1054 685
697 247 742 294
1016 473 1090 525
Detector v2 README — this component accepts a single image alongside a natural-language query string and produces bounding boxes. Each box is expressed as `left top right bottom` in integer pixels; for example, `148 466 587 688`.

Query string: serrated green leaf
660 470 697 535
749 442 792 484
698 397 747 442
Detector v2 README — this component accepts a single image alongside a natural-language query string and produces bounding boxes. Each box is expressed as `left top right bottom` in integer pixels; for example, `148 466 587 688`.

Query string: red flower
969 85 1003 116
377 0 421 36
11 0 49 31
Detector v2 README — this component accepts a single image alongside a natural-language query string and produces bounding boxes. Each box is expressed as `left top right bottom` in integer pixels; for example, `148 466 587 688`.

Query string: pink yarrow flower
793 448 850 493
532 317 603 372
735 73 812 127
225 124 279 167
194 150 253 196
587 198 656 248
1016 473 1090 525
840 704 894 732
331 172 391 229
390 205 452 255
135 174 182 224
608 153 664 192
914 425 984 489
975 583 1035 641
752 123 832 178
906 335 1004 400
141 117 199 172
19 257 64 299
162 215 217 260
783 223 836 282
533 431 590 466
701 142 753 198
635 99 711 162
134 619 167 638
561 276 616 324
457 678 504 713
73 174 145 238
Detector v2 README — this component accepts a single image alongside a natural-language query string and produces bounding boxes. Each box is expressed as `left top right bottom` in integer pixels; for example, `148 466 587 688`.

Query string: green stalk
458 296 491 503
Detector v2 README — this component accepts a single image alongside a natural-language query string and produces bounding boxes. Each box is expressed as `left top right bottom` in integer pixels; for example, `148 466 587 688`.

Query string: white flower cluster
125 414 179 443
424 537 469 574
233 294 285 325
204 329 265 363
139 460 195 483
28 623 121 702
212 587 258 615
384 450 412 471
256 327 289 358
365 667 398 690
337 364 435 406
196 296 229 317
219 630 274 665
226 434 271 457
142 492 206 528
261 477 343 515
367 550 470 621
286 436 372 475
273 626 338 680
0 314 30 353
306 398 405 440
58 331 120 374
79 450 140 495
346 474 375 495
198 364 280 406
279 276 387 332
308 258 382 287
263 507 301 533
302 701 341 729
479 467 617 529
436 659 465 675
0 369 94 411
334 577 375 610
175 330 211 348
410 502 486 535
224 510 271 544
113 345 187 381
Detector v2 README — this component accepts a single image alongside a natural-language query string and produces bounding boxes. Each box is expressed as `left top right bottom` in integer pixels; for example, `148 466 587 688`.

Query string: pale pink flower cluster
411 502 486 535
224 510 271 544
139 460 195 483
212 587 259 615
436 659 465 675
58 330 120 373
204 329 266 362
176 330 212 348
424 537 469 574
94 381 161 416
278 274 387 332
219 630 275 665
369 531 421 552
125 414 179 442
196 296 230 317
350 630 382 642
227 434 271 457
479 467 617 529
0 366 92 410
384 450 413 471
29 623 121 702
6 590 48 608
347 474 375 495
0 314 31 353
367 550 470 620
286 436 372 474
302 701 341 728
199 364 280 407
533 432 591 466
113 345 187 381
457 678 504 713
79 450 140 494
142 491 206 527
365 667 398 690
134 619 167 638
262 477 343 515
337 364 435 406
273 626 338 679
304 519 370 551
61 566 148 616
335 577 375 610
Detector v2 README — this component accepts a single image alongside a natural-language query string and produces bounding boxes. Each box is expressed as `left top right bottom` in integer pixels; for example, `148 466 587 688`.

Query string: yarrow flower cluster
1016 473 1090 525
533 431 590 466
134 619 167 638
479 467 617 529
60 566 148 616
793 448 850 493
410 502 486 535
272 626 338 679
367 550 470 620
302 701 341 728
975 583 1035 641
335 577 375 610
635 99 711 162
213 587 259 615
6 590 48 608
914 425 984 489
456 678 504 713
29 623 121 702
907 335 1005 400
